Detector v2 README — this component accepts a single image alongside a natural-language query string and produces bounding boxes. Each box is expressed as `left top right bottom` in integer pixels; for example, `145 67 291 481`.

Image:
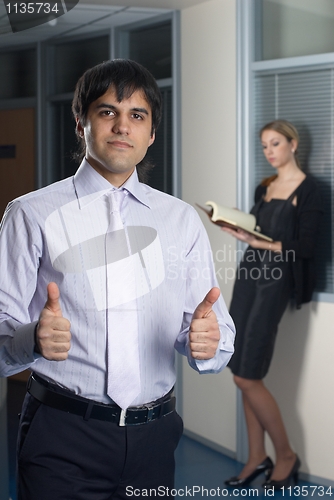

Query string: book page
196 202 273 242
206 201 256 232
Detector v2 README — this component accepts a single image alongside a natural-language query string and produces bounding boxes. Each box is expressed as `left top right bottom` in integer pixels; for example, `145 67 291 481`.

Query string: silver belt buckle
145 405 154 422
119 408 127 426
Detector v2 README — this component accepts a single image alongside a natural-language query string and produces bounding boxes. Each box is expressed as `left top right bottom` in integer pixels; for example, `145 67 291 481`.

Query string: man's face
77 86 155 186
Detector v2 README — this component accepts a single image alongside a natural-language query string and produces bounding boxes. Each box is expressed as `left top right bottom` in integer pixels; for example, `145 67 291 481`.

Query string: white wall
180 0 237 455
265 301 334 482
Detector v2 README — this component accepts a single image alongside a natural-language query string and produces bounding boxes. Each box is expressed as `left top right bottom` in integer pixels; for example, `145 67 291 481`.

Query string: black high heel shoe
262 455 301 490
225 457 273 487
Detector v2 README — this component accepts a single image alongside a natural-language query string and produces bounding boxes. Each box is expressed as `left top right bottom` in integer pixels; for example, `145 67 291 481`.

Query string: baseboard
183 429 237 460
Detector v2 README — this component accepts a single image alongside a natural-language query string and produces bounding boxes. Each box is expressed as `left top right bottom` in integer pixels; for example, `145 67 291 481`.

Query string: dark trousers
17 393 183 500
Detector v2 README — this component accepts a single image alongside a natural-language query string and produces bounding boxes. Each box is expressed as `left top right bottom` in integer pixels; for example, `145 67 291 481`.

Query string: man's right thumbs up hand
35 282 71 361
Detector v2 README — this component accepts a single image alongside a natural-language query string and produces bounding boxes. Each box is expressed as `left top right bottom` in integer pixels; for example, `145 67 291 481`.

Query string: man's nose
112 115 130 135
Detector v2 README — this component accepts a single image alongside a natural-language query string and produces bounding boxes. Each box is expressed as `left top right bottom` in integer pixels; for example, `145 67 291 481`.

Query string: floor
7 380 330 499
174 437 330 499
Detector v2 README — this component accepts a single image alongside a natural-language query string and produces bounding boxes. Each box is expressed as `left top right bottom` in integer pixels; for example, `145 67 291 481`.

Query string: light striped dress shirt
0 160 235 405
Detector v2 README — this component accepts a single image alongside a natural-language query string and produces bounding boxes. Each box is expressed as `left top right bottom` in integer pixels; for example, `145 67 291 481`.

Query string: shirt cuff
10 321 40 365
186 324 234 374
194 335 234 374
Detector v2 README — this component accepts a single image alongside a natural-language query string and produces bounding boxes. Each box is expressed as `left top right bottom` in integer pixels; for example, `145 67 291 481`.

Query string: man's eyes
99 110 143 120
100 110 115 116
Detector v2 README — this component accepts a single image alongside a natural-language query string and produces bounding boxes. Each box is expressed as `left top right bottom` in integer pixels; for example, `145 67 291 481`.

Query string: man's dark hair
72 59 163 183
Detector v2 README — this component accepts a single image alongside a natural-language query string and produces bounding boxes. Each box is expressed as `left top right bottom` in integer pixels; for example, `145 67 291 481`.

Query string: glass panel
53 101 79 181
0 49 36 99
261 0 334 60
253 70 333 293
127 22 171 80
145 88 173 194
54 36 109 94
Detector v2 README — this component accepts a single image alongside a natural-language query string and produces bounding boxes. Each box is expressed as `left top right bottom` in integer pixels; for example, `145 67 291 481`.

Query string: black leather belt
27 374 175 427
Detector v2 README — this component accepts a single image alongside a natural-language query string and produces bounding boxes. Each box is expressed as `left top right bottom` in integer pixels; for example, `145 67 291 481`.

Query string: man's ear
76 117 84 138
148 131 155 147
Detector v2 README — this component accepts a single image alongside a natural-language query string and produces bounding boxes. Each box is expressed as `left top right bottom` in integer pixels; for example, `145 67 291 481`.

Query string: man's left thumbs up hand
189 287 221 360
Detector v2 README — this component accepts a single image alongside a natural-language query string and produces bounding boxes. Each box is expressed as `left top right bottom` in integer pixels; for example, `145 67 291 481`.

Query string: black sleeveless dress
228 189 297 379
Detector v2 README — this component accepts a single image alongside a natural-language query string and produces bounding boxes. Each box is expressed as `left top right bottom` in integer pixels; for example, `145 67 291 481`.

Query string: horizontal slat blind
253 69 333 294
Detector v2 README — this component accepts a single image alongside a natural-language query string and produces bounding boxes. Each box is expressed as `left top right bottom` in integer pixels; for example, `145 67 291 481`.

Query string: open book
196 201 273 242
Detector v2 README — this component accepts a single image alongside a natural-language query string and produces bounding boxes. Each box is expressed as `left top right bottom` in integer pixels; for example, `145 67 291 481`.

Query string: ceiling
80 0 212 7
0 4 170 48
0 0 210 49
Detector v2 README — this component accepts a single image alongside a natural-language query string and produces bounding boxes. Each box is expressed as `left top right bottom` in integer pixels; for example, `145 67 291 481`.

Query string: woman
223 120 322 489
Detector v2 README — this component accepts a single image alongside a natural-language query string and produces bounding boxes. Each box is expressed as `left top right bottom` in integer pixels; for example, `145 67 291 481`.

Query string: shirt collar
74 159 151 209
122 166 151 209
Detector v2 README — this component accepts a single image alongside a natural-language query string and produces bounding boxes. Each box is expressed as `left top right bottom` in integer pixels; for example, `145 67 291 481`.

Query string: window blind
253 69 333 294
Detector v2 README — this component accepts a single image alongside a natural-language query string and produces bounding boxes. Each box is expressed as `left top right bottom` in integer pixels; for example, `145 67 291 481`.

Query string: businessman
0 59 235 499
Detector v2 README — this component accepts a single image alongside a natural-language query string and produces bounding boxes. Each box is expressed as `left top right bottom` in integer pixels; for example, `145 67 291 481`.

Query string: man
0 59 235 499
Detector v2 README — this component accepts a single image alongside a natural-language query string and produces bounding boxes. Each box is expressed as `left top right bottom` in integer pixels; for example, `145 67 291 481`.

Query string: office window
54 36 109 94
127 22 172 80
48 16 178 198
49 34 110 183
238 0 334 298
0 49 36 99
53 101 79 180
260 0 334 60
118 18 174 194
253 70 333 293
145 88 172 193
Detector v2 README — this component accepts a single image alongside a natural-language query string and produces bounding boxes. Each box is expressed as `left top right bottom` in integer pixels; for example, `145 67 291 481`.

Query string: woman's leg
234 376 296 481
236 394 267 478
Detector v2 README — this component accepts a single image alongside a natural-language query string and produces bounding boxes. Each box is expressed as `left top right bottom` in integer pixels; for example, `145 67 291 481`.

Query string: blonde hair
260 119 301 186
260 119 300 169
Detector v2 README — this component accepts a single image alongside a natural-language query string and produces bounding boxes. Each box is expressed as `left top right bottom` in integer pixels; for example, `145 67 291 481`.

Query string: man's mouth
109 140 132 148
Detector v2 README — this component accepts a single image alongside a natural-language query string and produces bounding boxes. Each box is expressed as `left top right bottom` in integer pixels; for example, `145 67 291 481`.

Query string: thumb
44 282 63 317
193 287 220 319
